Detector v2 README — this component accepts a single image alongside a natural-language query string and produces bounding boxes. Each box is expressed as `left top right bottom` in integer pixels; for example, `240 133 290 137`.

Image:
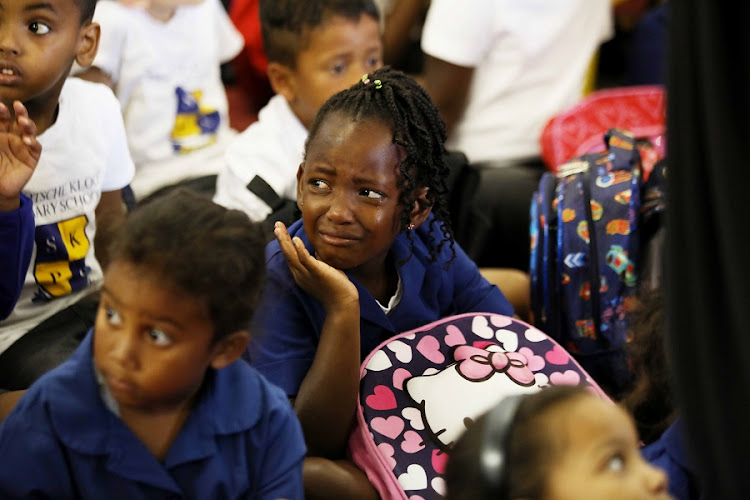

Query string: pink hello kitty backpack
348 312 608 500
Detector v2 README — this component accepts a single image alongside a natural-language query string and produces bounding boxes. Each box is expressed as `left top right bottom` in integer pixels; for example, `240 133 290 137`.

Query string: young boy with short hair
213 0 383 227
0 190 306 498
0 0 135 389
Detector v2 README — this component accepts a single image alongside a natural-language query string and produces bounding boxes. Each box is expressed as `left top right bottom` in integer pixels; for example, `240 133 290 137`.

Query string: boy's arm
94 190 127 271
0 101 41 319
273 223 361 459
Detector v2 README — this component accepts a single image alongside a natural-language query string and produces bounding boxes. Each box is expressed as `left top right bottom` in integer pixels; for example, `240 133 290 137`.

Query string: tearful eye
105 307 122 326
309 179 330 190
360 188 384 200
29 22 50 35
148 329 172 346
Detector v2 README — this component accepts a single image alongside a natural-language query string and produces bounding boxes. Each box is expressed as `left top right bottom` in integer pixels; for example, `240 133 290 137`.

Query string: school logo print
171 87 220 154
33 215 91 302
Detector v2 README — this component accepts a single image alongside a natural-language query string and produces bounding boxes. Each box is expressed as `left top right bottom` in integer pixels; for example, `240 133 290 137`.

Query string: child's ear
75 22 101 68
296 162 305 208
209 331 250 370
408 186 432 230
267 62 297 104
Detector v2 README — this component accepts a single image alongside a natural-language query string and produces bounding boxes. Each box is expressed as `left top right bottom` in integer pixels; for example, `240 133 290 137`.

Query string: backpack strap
604 129 640 171
246 175 287 211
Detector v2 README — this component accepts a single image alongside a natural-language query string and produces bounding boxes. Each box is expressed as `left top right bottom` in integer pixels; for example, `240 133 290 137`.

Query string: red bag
540 85 666 174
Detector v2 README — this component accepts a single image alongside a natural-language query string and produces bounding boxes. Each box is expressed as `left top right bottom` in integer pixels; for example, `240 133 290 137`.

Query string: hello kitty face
404 344 542 451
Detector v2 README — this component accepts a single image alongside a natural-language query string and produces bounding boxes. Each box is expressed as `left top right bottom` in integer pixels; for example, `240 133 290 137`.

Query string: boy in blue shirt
0 190 306 499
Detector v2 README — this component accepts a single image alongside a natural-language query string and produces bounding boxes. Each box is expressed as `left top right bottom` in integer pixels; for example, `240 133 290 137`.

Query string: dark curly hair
620 287 676 444
305 66 455 265
107 189 267 342
260 0 379 68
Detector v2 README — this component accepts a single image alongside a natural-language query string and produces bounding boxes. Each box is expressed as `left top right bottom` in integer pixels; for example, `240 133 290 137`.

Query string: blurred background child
77 0 244 202
418 0 613 271
213 0 383 230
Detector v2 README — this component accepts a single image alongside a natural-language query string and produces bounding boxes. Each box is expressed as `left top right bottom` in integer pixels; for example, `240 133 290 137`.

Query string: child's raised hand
0 101 42 211
274 221 359 311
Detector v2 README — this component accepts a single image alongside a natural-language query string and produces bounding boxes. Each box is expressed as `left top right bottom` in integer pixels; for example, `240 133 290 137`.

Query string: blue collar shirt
0 330 306 499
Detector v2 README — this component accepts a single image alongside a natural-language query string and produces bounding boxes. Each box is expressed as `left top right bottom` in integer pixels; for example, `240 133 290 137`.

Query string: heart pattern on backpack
350 313 607 500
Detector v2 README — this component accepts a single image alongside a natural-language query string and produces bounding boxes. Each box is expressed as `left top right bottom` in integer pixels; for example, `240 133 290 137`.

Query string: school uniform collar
46 330 263 490
288 220 428 333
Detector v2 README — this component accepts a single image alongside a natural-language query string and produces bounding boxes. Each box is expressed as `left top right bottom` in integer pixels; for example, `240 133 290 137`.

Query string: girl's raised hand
274 221 359 311
0 101 42 211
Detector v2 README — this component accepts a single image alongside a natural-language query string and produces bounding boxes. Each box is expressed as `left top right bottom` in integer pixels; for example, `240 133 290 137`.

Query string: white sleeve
97 87 135 192
90 1 129 83
420 0 496 68
214 129 286 221
213 0 244 63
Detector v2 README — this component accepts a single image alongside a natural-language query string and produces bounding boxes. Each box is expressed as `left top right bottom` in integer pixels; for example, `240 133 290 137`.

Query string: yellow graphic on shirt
33 215 91 301
171 87 220 154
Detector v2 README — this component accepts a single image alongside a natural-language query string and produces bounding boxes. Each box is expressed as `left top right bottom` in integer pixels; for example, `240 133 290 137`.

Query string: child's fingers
275 222 306 270
13 101 37 140
0 102 10 134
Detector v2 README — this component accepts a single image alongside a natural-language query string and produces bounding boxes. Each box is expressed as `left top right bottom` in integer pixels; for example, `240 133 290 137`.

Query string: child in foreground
248 66 514 498
0 190 306 499
445 385 673 500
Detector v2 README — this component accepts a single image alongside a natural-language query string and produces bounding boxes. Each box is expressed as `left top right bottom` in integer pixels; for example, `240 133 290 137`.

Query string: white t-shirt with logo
0 78 135 354
90 0 244 198
421 0 613 165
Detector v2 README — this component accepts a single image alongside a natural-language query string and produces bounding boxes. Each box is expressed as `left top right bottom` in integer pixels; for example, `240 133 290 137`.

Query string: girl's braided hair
305 66 456 265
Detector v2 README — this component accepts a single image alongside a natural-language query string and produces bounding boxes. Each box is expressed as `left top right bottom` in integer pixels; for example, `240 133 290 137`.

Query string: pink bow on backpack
453 345 535 387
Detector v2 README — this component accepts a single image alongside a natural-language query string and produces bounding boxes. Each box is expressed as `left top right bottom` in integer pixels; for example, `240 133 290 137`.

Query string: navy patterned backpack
529 128 665 397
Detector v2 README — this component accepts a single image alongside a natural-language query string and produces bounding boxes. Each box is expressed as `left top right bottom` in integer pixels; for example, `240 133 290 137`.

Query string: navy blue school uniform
642 418 702 500
0 330 306 499
0 194 34 321
247 216 514 397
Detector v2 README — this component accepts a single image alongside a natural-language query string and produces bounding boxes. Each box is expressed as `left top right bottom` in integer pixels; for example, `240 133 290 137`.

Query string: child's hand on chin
274 221 359 312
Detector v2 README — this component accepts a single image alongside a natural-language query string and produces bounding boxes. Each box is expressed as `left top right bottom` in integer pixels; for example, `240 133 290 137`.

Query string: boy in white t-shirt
77 0 244 201
213 0 383 228
0 0 135 391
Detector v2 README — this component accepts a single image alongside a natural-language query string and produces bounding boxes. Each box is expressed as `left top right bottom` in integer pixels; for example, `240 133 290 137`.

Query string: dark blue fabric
0 194 34 320
624 3 668 86
642 419 702 500
0 330 306 499
247 216 514 397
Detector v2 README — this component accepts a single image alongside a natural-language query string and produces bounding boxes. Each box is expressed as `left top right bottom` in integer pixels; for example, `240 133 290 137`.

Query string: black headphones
479 394 526 500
